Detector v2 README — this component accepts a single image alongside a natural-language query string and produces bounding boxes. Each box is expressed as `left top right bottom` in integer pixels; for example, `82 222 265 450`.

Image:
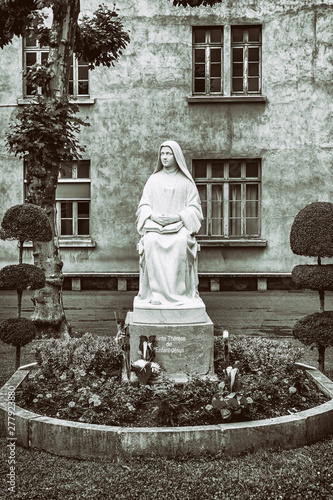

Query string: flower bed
16 334 328 427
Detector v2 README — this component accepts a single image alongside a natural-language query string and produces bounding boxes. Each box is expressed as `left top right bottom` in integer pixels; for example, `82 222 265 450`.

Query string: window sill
197 239 267 247
17 97 95 106
24 238 96 248
187 95 267 104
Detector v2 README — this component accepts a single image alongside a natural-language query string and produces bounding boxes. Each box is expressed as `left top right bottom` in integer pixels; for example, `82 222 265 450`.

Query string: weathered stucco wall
0 0 332 276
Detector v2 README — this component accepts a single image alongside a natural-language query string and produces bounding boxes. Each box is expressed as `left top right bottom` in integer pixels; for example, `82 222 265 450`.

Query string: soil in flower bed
15 334 329 428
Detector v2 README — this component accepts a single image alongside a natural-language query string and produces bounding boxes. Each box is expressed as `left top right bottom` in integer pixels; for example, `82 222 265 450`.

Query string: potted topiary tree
290 202 333 371
0 204 52 368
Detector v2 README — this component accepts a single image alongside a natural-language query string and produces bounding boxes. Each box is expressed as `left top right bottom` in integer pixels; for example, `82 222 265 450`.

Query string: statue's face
160 146 176 169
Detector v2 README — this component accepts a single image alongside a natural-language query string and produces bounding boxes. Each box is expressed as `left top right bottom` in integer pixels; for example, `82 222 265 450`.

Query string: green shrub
293 311 333 347
292 264 333 291
0 263 45 291
0 317 37 369
1 203 52 243
290 202 333 257
32 333 123 379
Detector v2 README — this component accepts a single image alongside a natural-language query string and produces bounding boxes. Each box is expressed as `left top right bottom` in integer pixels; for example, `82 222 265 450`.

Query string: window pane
246 219 258 234
246 162 259 178
68 81 74 95
195 64 205 77
232 48 243 62
248 27 260 42
248 47 259 61
229 184 241 202
212 185 223 235
232 63 243 77
69 65 73 79
78 66 89 80
212 162 224 178
232 28 244 42
229 162 242 178
211 48 221 63
211 64 221 77
61 202 73 218
61 220 73 235
246 201 258 217
26 33 37 47
210 79 221 92
197 184 207 201
246 184 258 201
41 52 48 64
195 49 205 62
78 81 89 95
194 162 207 178
78 219 89 235
210 29 222 43
77 161 90 178
232 78 243 92
26 53 36 66
248 78 259 91
78 202 90 218
229 218 241 236
194 79 205 93
248 63 259 76
194 29 206 44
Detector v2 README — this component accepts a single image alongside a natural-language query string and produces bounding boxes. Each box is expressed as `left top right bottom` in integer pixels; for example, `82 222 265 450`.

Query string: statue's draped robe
136 168 203 305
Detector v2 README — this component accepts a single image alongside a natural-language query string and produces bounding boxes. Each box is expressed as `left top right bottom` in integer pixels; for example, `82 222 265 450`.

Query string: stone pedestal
126 311 215 383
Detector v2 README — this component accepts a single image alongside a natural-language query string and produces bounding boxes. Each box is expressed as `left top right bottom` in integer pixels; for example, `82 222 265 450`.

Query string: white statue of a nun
136 140 203 306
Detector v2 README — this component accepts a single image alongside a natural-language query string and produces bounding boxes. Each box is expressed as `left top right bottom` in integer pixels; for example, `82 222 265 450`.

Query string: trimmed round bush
292 264 333 291
1 204 52 242
0 318 37 347
290 202 333 257
0 264 45 291
292 311 333 348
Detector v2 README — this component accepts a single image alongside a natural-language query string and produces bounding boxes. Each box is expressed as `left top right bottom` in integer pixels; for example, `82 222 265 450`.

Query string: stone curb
1 367 333 459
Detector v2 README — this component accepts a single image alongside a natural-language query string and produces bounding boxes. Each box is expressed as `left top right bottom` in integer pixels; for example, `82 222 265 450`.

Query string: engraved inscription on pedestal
127 312 215 383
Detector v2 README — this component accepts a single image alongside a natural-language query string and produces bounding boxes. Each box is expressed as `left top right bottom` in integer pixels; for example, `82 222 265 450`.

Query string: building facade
0 0 332 291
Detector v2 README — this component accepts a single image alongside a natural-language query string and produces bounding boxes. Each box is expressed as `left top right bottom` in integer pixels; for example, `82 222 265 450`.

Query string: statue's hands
151 213 181 226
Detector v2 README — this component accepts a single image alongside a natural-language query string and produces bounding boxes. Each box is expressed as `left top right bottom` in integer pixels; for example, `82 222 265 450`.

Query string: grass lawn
1 332 333 499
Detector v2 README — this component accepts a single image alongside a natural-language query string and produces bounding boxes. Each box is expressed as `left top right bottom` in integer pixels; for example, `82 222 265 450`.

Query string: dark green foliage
290 202 333 257
0 317 37 347
0 0 39 48
293 311 333 348
5 97 88 180
0 264 45 291
1 204 52 242
292 264 333 291
75 4 130 69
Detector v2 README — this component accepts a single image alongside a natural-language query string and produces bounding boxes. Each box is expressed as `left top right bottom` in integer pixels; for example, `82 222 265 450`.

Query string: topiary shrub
290 202 333 257
292 265 333 291
290 202 333 371
0 264 45 291
293 312 333 372
1 204 52 264
1 203 52 243
0 318 38 369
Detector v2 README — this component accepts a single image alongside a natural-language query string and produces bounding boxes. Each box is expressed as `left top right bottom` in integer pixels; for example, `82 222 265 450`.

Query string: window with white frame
23 32 89 97
192 27 223 95
193 159 261 239
56 160 91 237
231 26 262 95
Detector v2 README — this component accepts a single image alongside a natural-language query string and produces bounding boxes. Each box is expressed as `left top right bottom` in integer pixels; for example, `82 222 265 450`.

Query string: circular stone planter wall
1 365 333 459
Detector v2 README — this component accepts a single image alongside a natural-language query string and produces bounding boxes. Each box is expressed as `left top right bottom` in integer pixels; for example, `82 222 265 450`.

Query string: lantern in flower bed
290 202 333 371
131 335 161 385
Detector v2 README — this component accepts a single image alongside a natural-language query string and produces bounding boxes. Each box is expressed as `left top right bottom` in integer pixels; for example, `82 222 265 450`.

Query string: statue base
133 296 207 324
126 311 215 384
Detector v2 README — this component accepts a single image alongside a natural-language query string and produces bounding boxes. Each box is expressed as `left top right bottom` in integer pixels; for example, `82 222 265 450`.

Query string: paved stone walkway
1 290 332 338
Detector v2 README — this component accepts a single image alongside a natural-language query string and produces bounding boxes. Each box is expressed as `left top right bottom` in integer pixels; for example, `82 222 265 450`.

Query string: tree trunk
318 344 325 372
28 1 80 338
15 346 21 370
